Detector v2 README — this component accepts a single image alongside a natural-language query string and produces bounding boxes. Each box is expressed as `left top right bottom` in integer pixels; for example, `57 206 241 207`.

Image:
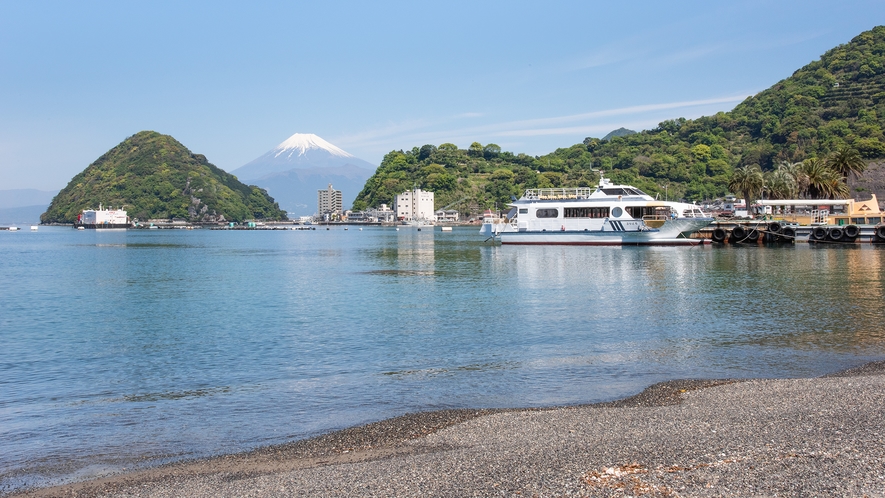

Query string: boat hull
498 231 709 246
74 224 131 229
483 217 713 246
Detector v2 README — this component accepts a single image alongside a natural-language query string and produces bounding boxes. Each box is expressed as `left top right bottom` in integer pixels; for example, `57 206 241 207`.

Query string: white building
395 188 435 222
369 204 396 222
435 209 459 223
318 184 343 219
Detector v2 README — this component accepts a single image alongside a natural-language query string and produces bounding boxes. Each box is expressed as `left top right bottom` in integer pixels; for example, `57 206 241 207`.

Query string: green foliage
41 131 287 223
353 27 885 212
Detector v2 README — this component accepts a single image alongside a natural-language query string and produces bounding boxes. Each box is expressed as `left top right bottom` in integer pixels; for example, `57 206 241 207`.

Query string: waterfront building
369 204 396 223
395 188 435 222
435 209 459 223
318 184 343 220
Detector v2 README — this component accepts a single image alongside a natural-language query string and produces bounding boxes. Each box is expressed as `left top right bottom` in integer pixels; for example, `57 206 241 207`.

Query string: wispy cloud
653 44 723 67
338 94 752 158
487 95 750 132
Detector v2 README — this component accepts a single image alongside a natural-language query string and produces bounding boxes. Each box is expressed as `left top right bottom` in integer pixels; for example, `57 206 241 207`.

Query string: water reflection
3 228 885 492
501 244 885 360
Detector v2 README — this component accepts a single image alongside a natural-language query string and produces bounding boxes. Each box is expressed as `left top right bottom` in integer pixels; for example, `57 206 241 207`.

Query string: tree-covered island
42 131 287 224
354 26 885 217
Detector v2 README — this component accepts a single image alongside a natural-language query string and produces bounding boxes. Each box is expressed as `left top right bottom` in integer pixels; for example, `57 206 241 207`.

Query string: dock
699 221 885 244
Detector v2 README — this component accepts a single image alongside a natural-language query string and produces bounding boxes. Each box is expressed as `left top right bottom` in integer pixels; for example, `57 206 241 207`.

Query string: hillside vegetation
42 131 287 223
353 26 885 215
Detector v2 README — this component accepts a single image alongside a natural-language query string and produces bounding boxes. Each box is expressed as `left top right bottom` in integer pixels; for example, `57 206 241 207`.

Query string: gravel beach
9 362 885 497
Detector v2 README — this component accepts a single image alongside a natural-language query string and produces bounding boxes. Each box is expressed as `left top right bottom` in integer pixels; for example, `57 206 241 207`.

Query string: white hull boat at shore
480 173 713 246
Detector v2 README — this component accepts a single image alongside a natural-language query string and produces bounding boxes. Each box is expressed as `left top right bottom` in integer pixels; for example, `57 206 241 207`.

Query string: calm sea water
2 226 885 491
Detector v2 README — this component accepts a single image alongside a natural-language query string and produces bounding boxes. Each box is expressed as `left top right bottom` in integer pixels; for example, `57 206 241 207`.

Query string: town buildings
317 184 342 220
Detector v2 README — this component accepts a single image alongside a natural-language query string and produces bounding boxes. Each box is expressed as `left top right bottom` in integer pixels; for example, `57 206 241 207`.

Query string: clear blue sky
1 1 883 190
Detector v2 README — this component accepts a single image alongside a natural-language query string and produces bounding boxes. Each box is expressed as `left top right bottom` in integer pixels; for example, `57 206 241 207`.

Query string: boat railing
522 187 595 200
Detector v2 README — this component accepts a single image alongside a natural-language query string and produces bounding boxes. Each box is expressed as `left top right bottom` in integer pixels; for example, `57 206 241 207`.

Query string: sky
1 1 884 191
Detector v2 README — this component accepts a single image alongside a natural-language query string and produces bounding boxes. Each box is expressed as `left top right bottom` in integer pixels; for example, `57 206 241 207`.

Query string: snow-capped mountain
232 133 375 181
231 133 376 217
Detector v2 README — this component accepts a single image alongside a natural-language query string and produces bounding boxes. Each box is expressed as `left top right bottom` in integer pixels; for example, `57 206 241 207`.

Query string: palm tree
728 164 764 213
800 158 847 199
776 161 806 198
764 169 795 200
764 162 801 200
827 146 866 182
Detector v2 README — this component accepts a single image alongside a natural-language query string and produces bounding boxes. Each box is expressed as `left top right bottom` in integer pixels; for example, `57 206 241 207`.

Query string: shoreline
7 361 885 497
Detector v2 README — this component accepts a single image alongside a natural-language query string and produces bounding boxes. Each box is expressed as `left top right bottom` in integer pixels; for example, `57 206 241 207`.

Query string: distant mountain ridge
0 189 58 209
231 133 376 216
602 127 637 141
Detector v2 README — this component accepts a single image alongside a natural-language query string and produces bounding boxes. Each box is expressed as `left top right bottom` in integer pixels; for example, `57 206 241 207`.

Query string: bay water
2 226 884 491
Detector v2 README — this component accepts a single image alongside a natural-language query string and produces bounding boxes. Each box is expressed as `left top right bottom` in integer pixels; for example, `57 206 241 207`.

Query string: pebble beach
8 361 885 497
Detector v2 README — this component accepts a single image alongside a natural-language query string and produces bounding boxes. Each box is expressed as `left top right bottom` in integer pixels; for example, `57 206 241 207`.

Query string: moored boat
74 205 131 229
480 173 713 246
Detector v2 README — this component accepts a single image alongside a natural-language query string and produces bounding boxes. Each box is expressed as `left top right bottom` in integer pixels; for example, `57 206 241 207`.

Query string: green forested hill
42 131 287 223
353 26 885 214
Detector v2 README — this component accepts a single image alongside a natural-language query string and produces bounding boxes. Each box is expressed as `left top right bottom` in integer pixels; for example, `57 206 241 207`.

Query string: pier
699 221 885 244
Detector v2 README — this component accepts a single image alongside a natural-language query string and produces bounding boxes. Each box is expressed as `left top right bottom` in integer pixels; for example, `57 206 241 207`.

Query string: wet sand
9 361 885 497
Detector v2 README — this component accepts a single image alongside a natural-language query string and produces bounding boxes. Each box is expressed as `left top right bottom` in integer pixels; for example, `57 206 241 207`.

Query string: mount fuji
231 133 376 217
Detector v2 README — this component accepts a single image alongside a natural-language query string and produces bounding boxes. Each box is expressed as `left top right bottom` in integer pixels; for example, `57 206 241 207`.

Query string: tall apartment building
318 184 343 219
395 188 435 221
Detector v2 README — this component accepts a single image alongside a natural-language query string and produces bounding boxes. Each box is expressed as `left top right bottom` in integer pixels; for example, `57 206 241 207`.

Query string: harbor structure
395 188 435 222
706 194 885 244
318 184 343 221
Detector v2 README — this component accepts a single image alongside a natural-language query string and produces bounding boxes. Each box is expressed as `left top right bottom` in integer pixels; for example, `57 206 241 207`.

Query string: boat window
612 207 623 217
564 207 609 218
601 188 629 196
519 208 528 214
868 217 881 224
851 217 866 224
562 207 608 218
601 187 647 196
627 206 657 218
536 208 559 218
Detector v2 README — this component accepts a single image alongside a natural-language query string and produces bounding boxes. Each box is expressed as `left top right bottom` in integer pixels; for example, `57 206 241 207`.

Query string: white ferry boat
74 205 131 229
479 174 713 246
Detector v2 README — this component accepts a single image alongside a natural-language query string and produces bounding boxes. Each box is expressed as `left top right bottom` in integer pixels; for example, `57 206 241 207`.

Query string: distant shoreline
9 360 885 497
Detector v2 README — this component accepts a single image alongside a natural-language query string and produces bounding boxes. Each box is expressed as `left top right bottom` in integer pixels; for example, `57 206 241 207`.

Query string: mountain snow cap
274 133 354 159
